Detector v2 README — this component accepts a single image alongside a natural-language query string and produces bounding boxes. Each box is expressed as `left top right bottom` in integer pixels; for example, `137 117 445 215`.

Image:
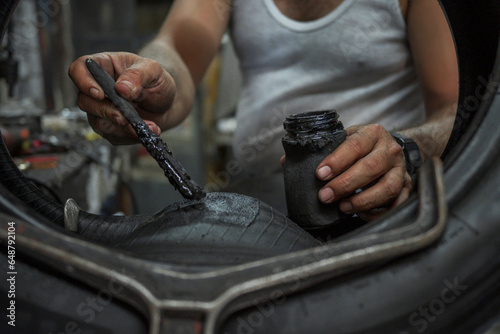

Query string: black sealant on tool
85 58 206 200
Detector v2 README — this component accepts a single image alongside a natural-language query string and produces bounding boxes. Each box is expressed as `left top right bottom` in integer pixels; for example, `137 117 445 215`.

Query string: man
69 0 458 220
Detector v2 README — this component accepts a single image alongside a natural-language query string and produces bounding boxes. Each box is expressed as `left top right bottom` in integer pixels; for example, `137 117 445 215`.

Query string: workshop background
0 0 242 215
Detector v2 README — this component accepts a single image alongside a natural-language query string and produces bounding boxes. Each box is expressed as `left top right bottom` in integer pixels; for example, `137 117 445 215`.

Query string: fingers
68 53 117 101
87 114 161 145
87 114 135 145
317 125 404 201
70 52 176 115
70 52 174 145
280 155 285 167
78 93 128 126
318 143 403 204
316 123 409 216
337 166 411 215
357 184 411 222
316 124 383 181
115 57 176 113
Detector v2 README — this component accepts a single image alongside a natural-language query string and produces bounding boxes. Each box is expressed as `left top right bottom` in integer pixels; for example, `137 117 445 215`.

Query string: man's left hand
316 124 412 221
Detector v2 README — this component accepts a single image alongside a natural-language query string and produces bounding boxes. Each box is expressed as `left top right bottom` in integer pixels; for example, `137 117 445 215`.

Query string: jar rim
284 110 343 136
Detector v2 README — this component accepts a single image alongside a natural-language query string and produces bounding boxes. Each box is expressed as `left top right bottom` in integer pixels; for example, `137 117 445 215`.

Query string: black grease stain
85 58 205 200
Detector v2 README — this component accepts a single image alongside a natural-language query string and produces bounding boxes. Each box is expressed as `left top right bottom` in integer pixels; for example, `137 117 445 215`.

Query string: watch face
405 142 423 164
409 150 421 163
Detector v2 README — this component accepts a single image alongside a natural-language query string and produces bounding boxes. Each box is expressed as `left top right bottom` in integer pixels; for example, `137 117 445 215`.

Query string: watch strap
390 131 423 179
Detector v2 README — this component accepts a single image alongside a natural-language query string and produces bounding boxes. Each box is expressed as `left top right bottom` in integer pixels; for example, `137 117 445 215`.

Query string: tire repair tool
85 58 206 200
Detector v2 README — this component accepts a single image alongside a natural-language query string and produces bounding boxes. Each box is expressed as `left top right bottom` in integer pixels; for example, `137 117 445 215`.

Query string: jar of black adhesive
282 110 347 229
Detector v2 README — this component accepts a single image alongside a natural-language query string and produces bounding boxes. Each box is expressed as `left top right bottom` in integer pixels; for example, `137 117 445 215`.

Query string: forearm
399 103 457 161
401 0 458 162
139 39 196 130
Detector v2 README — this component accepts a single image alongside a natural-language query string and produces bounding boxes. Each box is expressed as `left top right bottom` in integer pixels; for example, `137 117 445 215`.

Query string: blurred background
0 0 242 214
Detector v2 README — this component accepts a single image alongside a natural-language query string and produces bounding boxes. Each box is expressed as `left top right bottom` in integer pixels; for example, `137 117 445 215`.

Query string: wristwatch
390 131 423 179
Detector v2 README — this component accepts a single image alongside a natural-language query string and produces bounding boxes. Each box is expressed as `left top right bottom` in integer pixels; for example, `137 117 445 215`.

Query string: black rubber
440 0 500 161
115 193 319 266
0 129 65 225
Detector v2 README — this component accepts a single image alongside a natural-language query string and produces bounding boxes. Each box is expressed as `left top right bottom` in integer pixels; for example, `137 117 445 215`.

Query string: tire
1 0 500 333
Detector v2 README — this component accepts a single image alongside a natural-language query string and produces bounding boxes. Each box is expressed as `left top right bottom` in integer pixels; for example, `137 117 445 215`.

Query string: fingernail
317 166 332 179
113 115 126 126
90 88 100 99
149 124 160 135
340 201 353 213
319 187 334 203
118 80 134 93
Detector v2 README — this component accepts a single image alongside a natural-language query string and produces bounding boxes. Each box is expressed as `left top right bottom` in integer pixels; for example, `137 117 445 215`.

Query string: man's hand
316 124 412 221
69 52 177 145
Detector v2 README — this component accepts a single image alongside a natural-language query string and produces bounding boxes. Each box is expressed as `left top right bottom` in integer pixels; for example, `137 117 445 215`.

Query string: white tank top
229 0 425 177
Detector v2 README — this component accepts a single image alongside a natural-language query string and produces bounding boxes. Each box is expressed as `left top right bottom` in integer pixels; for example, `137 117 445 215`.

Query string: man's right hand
68 52 177 145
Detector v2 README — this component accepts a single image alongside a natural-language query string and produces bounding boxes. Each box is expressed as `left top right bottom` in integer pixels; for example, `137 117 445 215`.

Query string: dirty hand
69 52 176 145
316 124 412 221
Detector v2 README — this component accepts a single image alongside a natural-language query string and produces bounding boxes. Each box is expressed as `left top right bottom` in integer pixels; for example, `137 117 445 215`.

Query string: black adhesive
283 109 344 148
85 59 205 200
282 110 347 229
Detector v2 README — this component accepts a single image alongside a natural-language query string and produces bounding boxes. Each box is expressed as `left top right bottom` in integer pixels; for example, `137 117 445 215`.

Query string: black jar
282 110 347 229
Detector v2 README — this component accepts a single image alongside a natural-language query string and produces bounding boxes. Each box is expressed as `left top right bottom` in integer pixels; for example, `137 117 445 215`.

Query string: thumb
115 61 150 101
115 58 176 113
114 58 169 101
